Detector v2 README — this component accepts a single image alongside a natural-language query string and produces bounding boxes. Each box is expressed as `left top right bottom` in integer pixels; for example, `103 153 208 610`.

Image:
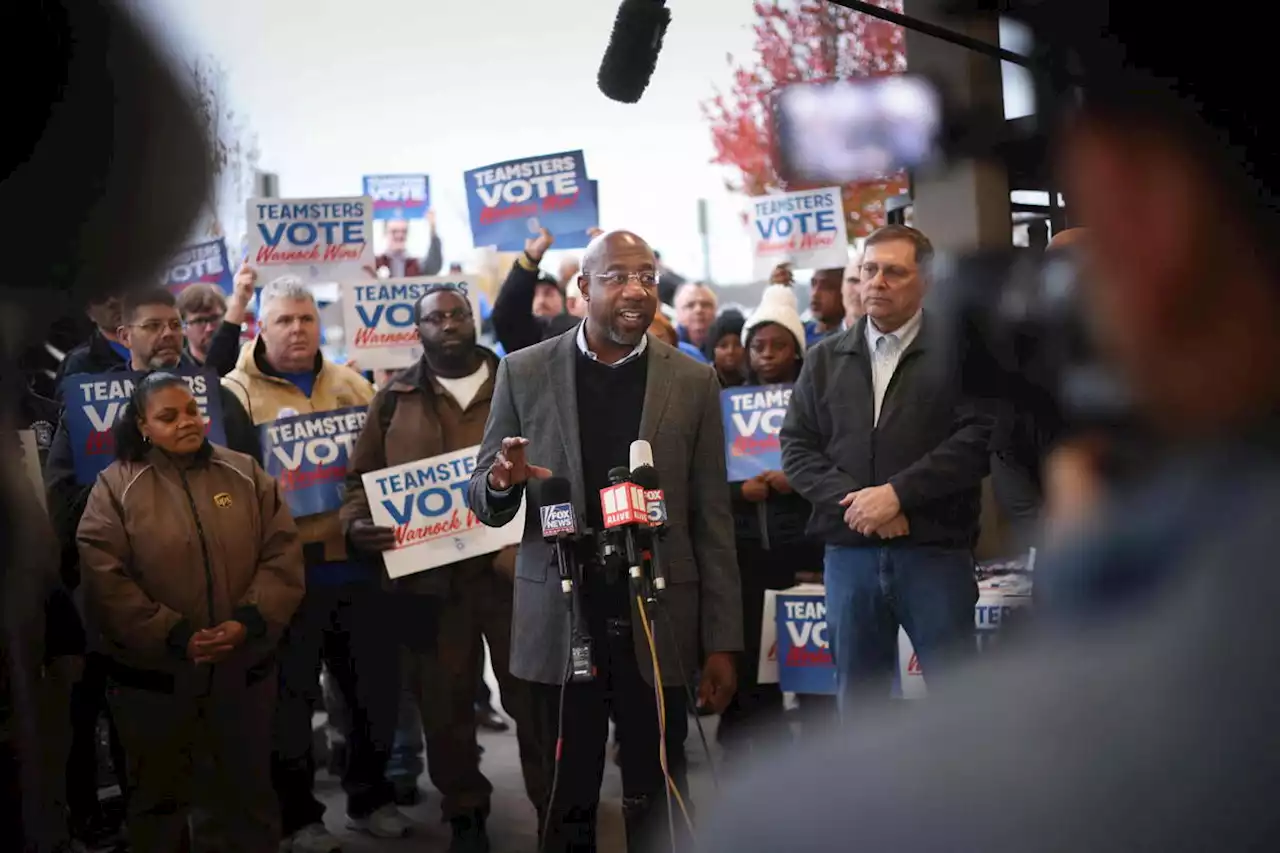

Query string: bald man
467 230 742 852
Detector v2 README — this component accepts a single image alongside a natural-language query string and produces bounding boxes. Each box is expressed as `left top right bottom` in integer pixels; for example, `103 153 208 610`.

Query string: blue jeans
824 545 977 711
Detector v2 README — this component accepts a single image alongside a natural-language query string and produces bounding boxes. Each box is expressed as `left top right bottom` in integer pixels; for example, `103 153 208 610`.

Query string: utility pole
697 198 712 283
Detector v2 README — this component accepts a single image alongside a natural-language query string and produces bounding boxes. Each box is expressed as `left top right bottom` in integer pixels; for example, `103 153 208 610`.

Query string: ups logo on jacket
213 492 233 508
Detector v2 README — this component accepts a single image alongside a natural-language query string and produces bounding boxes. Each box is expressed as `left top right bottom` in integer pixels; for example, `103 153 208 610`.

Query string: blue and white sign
749 186 849 279
362 174 430 221
60 370 227 485
775 593 837 695
339 276 479 371
362 445 526 579
260 406 367 518
464 150 597 251
247 196 374 284
162 238 234 295
721 384 793 482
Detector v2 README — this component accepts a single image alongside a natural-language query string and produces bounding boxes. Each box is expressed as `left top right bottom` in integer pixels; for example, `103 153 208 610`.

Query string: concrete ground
315 670 724 853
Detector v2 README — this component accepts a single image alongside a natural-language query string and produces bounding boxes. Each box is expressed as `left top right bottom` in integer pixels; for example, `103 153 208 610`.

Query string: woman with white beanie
718 285 828 759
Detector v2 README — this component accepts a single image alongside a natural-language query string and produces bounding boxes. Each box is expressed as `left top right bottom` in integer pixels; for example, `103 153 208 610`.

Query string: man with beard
342 282 542 852
466 231 741 852
43 287 259 850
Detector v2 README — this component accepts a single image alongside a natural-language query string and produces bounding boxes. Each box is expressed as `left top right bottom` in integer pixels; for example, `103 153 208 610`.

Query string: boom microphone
597 0 671 104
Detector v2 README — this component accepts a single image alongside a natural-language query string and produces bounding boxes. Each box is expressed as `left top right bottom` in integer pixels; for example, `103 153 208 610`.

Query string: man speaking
466 231 741 852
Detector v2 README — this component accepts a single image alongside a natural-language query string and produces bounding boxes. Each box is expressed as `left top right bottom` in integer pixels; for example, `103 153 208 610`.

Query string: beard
146 351 182 370
423 335 477 376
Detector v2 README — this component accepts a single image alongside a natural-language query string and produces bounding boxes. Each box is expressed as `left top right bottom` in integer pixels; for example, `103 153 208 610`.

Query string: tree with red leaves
704 0 909 239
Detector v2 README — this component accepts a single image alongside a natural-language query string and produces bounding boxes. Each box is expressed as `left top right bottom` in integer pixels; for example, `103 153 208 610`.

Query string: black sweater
575 350 648 532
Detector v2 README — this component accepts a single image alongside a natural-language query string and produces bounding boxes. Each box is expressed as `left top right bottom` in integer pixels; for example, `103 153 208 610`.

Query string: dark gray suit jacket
467 329 742 686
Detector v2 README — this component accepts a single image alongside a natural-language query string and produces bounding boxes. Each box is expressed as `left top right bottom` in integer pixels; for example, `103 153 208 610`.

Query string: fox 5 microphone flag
464 150 598 251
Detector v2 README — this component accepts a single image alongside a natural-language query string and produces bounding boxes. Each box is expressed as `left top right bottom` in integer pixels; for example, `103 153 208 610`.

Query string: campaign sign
721 384 794 482
775 593 837 695
340 276 479 370
363 174 430 221
464 150 597 251
60 371 227 485
260 407 367 518
750 187 849 279
362 445 526 579
247 196 374 284
162 238 234 294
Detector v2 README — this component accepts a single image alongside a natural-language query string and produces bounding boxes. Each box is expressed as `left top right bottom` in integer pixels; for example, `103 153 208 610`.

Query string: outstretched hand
487 437 552 491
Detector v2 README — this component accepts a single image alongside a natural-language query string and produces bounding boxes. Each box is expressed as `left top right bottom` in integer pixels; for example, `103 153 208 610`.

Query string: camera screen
774 76 942 185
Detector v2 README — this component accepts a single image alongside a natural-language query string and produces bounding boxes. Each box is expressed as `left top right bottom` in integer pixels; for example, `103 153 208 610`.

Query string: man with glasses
342 282 542 852
175 274 257 376
467 230 741 852
781 224 994 711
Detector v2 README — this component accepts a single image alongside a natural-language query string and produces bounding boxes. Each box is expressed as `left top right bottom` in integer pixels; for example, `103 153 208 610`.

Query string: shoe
282 823 342 853
475 705 509 732
346 804 412 839
392 785 423 807
448 812 491 853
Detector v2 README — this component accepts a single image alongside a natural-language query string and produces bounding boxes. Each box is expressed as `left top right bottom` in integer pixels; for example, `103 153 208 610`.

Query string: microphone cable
636 594 696 846
540 637 571 853
653 596 722 791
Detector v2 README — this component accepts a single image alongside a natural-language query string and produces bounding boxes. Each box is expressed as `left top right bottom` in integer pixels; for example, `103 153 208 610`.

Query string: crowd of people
20 212 1016 853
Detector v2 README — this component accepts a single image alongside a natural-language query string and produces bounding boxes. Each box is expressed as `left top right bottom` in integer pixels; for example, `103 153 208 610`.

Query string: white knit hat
742 284 807 352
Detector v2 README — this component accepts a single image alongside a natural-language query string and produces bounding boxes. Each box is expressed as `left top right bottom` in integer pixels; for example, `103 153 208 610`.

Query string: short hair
121 288 177 324
674 281 717 308
413 282 471 320
175 283 227 319
258 275 316 322
863 224 935 274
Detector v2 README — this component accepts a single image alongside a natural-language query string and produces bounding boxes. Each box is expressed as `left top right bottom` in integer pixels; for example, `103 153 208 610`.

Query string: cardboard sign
775 590 838 695
361 445 526 579
259 406 367 518
162 238 234 294
59 370 227 485
750 187 849 279
340 276 479 370
363 174 430 221
721 384 793 482
464 150 597 251
247 196 374 284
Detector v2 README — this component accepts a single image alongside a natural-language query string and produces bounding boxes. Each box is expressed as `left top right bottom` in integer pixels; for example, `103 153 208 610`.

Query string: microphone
600 465 648 587
540 477 595 682
597 0 671 104
629 443 668 594
539 477 578 596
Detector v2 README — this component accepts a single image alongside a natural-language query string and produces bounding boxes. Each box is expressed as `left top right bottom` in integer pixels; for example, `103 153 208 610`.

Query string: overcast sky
132 1 1032 286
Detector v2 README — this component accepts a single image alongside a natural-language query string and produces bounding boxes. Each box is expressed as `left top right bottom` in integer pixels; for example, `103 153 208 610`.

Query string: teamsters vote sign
749 187 849 279
259 406 367 518
60 371 227 485
362 446 525 579
339 276 480 371
362 174 430 221
464 150 597 251
161 238 234 294
247 196 374 284
720 383 794 482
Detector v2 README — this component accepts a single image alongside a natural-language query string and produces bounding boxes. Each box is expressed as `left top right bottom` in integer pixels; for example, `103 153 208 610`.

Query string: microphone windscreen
608 466 632 484
629 439 654 472
597 0 671 104
541 476 573 507
630 464 659 490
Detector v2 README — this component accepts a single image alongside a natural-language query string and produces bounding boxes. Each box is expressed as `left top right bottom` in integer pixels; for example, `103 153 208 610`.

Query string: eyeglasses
588 271 660 289
132 320 185 335
184 314 225 328
420 309 472 326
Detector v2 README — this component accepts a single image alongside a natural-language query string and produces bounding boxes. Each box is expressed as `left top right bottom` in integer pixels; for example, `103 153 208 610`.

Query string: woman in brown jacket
76 372 305 853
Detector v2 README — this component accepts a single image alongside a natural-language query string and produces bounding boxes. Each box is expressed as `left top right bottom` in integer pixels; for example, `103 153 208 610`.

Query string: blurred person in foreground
701 8 1280 851
76 372 304 853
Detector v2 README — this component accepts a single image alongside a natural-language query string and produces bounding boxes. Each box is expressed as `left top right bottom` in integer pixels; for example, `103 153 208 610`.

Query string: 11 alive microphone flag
601 481 647 529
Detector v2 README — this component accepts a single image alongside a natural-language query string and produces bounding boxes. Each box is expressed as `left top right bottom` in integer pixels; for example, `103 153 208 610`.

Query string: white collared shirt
866 310 923 425
575 321 648 368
